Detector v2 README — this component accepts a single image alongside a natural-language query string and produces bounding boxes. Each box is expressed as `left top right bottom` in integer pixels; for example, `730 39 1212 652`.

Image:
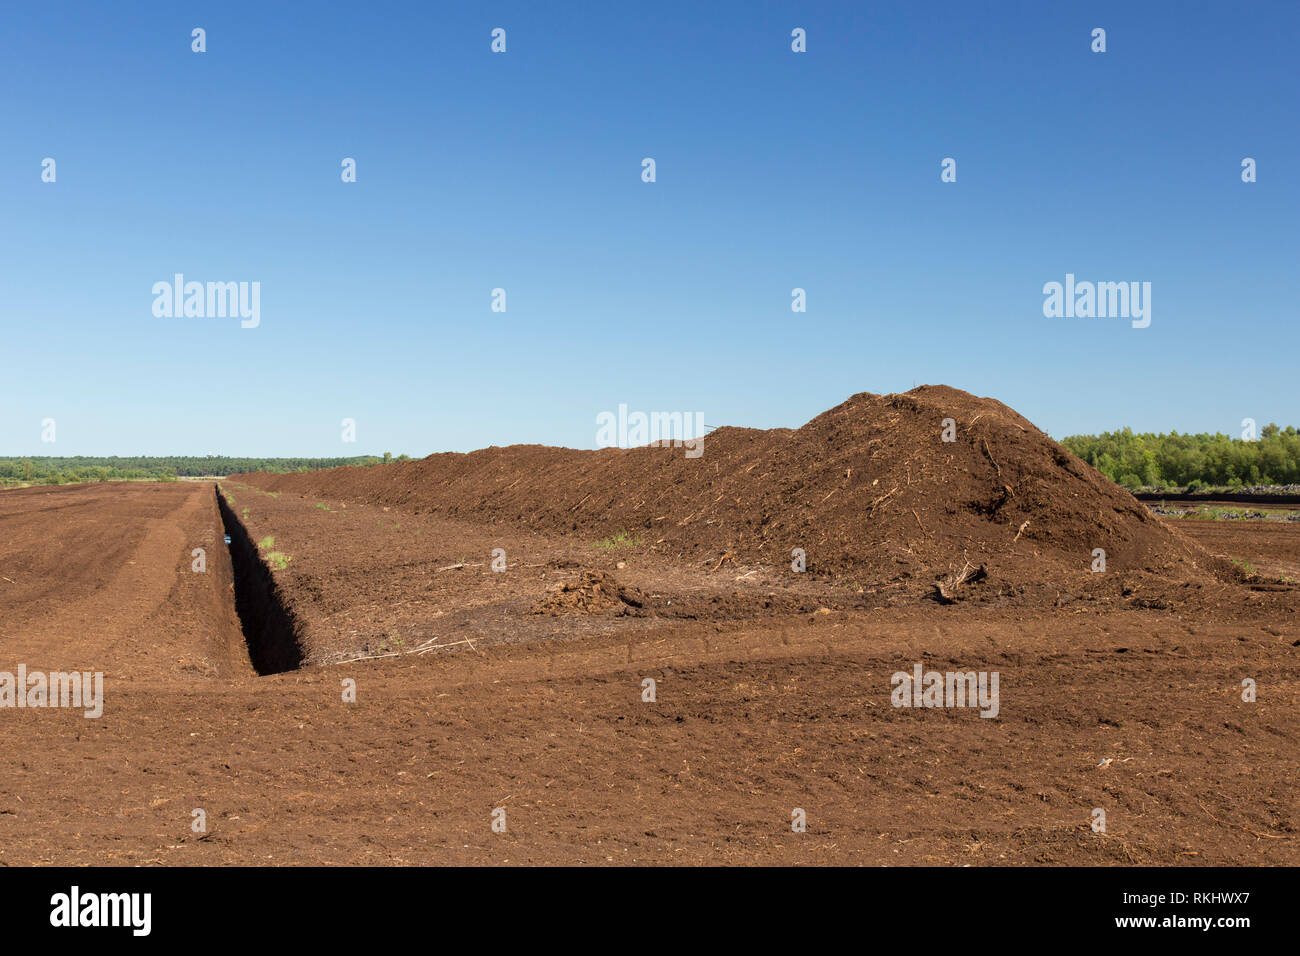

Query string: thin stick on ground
933 559 988 604
982 438 1001 476
326 635 483 665
1198 803 1289 840
868 486 899 512
436 562 484 572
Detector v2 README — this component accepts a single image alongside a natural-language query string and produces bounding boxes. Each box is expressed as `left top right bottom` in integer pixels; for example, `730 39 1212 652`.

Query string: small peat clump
530 570 645 616
932 561 989 605
238 386 1232 607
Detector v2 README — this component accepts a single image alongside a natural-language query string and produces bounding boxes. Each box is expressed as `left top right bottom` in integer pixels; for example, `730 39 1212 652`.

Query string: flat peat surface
1 480 1297 865
1175 519 1300 582
0 482 249 682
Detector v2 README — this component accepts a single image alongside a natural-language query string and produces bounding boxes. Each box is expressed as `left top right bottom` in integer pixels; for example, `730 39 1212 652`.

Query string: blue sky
2 0 1296 456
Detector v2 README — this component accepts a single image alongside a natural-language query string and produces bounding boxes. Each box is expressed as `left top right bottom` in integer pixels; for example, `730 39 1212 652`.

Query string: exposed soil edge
215 484 305 675
200 484 258 677
1136 492 1300 505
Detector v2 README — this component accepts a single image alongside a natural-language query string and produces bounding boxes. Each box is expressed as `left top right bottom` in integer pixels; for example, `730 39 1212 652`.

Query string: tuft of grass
315 502 332 511
266 551 291 570
595 529 642 550
257 535 275 550
374 634 407 655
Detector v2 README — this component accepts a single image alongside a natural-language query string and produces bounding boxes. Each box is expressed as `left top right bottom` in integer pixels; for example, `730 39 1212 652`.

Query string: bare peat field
0 478 1295 865
2 390 1297 865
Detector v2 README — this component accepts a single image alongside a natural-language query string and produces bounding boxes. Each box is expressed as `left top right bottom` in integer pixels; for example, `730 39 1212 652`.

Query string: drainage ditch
215 486 305 675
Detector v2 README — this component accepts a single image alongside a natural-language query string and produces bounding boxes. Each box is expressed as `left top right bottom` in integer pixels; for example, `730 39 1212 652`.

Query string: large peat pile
237 386 1228 601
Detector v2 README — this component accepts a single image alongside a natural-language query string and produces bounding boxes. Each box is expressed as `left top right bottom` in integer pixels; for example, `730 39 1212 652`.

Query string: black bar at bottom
0 865 1284 942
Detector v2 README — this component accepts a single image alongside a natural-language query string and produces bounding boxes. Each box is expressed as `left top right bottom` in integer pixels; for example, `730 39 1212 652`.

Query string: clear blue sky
2 0 1296 456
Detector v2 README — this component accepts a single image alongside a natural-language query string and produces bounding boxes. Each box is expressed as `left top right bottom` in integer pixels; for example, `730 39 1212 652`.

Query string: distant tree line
1061 426 1300 490
14 431 1300 493
0 454 411 486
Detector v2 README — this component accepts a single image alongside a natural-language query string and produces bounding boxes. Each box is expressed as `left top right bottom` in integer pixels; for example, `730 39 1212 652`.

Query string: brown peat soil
2 388 1297 866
